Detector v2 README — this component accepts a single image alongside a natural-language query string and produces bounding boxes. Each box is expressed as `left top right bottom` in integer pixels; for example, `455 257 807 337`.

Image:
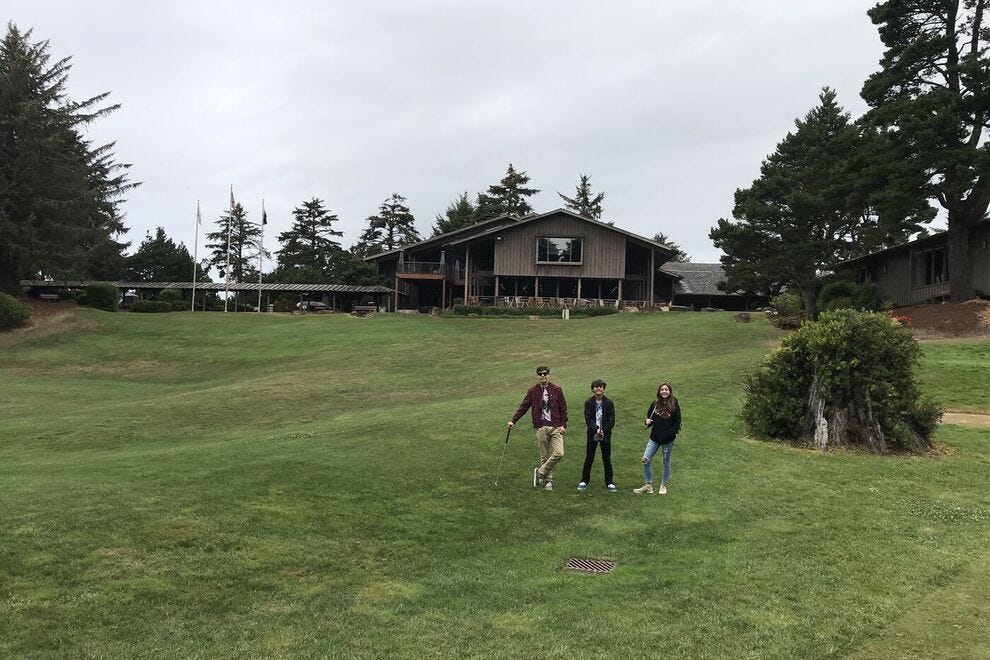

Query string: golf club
493 425 512 486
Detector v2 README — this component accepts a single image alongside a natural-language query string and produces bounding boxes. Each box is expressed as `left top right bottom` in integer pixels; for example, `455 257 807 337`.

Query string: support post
577 277 582 300
650 250 655 305
495 275 500 305
464 245 470 302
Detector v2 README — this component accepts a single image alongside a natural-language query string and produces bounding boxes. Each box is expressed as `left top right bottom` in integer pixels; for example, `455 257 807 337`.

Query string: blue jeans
643 440 672 484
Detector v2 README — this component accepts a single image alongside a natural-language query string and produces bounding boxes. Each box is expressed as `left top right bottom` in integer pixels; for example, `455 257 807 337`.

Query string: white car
296 301 329 311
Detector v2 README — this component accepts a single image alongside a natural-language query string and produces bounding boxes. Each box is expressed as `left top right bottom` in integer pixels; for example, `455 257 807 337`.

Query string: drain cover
564 557 616 574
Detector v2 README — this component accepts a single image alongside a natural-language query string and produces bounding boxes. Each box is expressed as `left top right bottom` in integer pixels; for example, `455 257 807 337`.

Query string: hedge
444 304 619 318
0 292 30 330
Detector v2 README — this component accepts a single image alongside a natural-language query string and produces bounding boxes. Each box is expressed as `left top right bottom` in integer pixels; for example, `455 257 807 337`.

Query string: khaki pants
535 425 565 482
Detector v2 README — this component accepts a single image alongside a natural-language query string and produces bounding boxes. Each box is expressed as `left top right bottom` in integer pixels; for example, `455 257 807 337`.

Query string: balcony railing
397 262 452 277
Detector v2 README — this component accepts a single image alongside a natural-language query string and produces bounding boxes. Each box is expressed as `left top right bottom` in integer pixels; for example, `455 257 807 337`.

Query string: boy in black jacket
578 379 617 492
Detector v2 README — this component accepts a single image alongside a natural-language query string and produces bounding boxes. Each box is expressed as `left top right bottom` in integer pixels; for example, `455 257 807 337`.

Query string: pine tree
125 227 196 282
709 89 877 317
652 233 690 262
205 203 263 281
474 164 540 221
355 194 420 256
276 197 344 277
861 0 990 301
0 23 135 291
431 192 476 236
558 174 605 220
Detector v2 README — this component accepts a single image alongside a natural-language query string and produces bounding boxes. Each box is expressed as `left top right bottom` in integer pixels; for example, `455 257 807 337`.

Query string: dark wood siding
494 213 627 278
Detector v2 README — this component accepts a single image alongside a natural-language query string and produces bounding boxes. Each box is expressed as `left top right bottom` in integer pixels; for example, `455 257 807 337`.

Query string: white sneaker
577 482 588 491
633 484 654 494
607 484 618 493
544 481 553 491
658 484 667 495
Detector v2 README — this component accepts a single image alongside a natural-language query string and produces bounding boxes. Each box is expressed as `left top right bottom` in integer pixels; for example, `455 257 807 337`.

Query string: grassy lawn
1 310 988 658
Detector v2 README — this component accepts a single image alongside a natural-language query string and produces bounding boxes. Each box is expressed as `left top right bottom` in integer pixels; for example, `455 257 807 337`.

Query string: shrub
444 304 619 318
170 300 189 312
742 309 941 453
0 292 30 330
820 280 885 312
82 282 119 311
130 300 172 313
158 288 183 303
273 298 294 312
770 291 805 317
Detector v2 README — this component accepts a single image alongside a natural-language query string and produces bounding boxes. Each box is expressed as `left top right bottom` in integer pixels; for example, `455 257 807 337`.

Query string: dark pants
581 437 613 485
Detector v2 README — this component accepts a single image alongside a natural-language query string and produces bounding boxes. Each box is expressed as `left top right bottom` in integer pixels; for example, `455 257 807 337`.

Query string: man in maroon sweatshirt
508 366 568 491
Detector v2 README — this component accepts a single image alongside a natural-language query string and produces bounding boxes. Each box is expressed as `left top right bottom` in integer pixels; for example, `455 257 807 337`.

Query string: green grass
1 310 988 658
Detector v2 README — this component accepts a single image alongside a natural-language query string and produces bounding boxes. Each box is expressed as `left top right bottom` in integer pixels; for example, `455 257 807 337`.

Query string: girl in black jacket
634 381 681 495
578 379 617 492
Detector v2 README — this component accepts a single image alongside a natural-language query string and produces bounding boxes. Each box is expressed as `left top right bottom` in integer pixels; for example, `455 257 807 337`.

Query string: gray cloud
13 0 883 268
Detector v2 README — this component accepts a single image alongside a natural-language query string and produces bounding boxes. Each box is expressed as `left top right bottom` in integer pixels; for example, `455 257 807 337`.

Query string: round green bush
158 288 183 303
0 292 31 330
742 309 941 453
82 282 119 312
820 280 885 312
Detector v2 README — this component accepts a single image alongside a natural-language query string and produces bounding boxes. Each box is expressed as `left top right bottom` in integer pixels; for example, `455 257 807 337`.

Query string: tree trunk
802 284 820 320
0 252 22 293
946 210 975 301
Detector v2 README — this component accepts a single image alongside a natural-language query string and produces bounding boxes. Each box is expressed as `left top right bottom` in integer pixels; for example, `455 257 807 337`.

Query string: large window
537 237 583 264
913 247 948 287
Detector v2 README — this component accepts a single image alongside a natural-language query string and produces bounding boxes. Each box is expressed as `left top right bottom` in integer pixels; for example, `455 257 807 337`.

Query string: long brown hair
651 381 678 417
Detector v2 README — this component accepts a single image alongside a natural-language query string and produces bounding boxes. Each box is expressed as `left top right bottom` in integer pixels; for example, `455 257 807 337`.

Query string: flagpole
225 185 233 312
258 198 265 313
191 200 201 312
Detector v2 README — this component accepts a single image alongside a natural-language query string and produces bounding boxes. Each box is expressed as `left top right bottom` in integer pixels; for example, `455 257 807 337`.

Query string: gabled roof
363 215 518 261
443 208 677 253
658 262 736 296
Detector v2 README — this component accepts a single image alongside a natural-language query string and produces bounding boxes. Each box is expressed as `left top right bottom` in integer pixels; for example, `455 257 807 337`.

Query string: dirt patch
942 412 990 428
890 300 990 339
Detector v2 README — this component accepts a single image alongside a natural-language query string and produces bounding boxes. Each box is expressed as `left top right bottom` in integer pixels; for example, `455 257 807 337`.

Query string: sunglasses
537 372 549 376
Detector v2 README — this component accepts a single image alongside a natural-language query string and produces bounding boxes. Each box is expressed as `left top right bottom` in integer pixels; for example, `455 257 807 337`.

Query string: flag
196 200 202 225
230 185 235 211
262 205 267 225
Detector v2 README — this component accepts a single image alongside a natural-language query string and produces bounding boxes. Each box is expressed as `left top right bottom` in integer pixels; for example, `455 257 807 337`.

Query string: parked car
296 301 329 311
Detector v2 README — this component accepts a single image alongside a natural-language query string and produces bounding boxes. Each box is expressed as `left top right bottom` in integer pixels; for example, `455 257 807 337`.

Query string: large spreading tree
861 0 990 301
0 23 135 291
558 174 605 220
710 89 882 317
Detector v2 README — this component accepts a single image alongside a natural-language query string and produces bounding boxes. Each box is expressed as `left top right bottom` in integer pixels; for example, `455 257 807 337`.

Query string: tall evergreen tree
125 227 197 282
709 89 880 318
861 0 990 301
276 197 344 276
354 193 420 256
0 23 135 291
431 192 476 236
652 233 690 262
558 174 605 220
474 164 540 221
205 203 263 281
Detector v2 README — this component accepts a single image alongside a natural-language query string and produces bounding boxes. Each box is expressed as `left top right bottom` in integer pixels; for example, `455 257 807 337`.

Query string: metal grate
563 557 616 575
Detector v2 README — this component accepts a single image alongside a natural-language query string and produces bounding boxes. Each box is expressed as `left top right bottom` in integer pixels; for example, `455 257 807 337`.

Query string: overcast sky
12 1 886 268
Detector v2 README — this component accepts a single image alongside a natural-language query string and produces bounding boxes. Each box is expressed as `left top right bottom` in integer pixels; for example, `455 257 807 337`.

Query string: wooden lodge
366 209 682 311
